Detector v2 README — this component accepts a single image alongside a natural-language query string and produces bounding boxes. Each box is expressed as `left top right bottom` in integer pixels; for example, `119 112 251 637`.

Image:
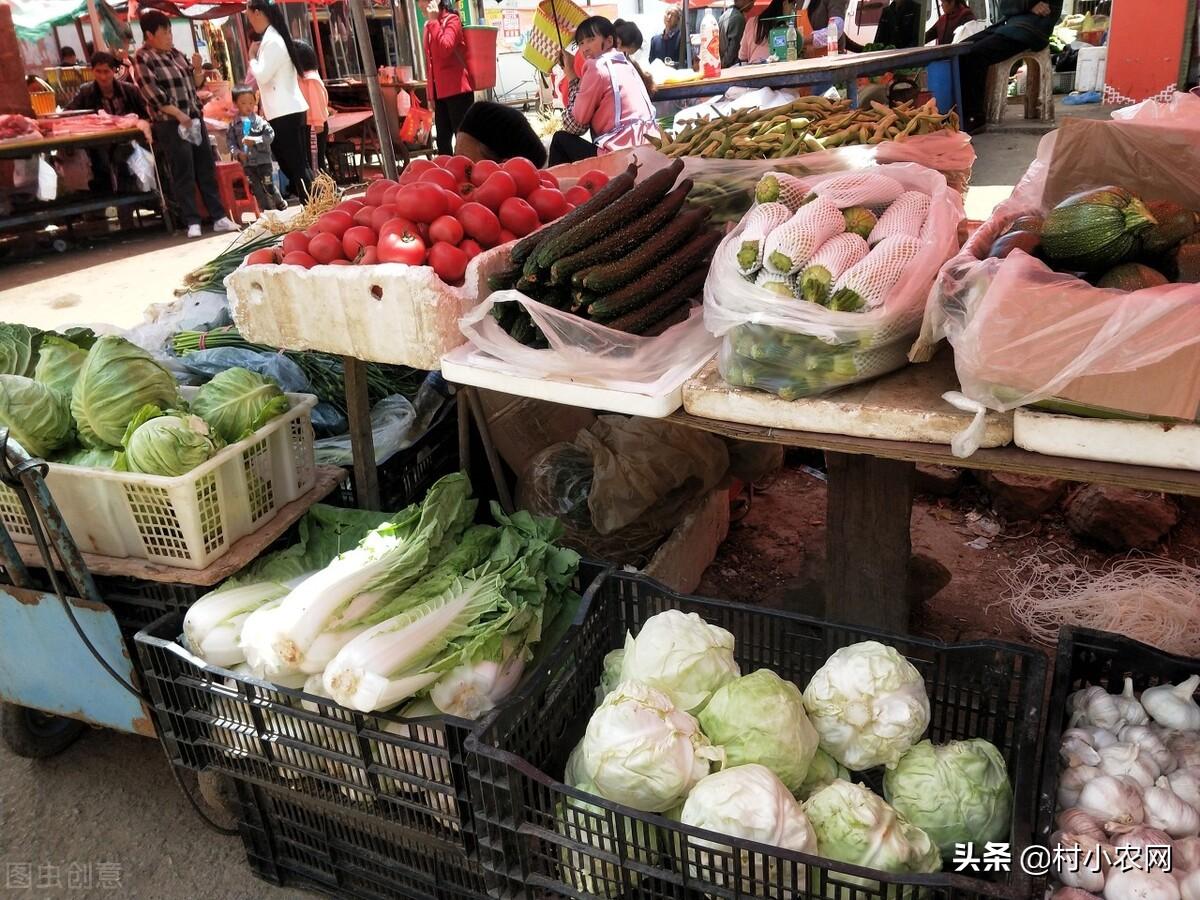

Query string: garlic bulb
1141 677 1200 732
1112 825 1173 850
1061 765 1103 808
1144 778 1200 838
1053 890 1101 900
1167 734 1200 770
1168 767 1200 812
1104 868 1181 900
1181 870 1200 900
1079 775 1145 829
1054 831 1109 893
1100 743 1162 791
1064 734 1104 768
1058 807 1109 843
1115 678 1151 727
1174 837 1200 873
1071 686 1125 730
1120 725 1179 775
1066 727 1120 750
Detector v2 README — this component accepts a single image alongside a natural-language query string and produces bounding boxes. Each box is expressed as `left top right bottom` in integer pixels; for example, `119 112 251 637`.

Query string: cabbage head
71 335 178 449
557 779 661 898
882 739 1012 858
804 780 942 876
619 609 740 713
802 641 930 771
577 680 723 812
120 406 222 476
34 331 95 397
54 447 117 468
191 367 290 443
797 748 851 800
0 323 41 377
595 648 625 706
699 669 819 795
0 375 73 458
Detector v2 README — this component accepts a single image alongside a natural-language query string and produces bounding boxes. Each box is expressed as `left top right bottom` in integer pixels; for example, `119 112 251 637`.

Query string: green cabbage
698 669 819 794
798 748 851 800
34 330 95 397
882 739 1012 859
191 367 290 444
71 335 178 449
0 324 41 377
595 648 625 706
804 780 942 876
619 609 740 713
0 375 73 458
119 406 222 476
54 447 118 468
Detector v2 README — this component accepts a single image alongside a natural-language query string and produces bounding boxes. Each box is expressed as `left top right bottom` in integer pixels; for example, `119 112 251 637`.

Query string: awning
9 0 90 40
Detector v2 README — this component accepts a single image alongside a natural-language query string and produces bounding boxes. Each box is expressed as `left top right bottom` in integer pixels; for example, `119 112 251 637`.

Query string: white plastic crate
0 390 317 570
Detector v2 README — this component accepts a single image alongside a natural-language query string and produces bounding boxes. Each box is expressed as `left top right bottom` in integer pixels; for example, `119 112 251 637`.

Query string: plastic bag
913 112 1200 457
399 92 433 146
458 291 719 398
517 416 729 566
313 380 448 466
128 144 157 193
36 156 57 201
704 162 963 400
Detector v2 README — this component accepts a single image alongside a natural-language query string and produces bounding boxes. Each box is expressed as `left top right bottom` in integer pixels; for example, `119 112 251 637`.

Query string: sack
914 110 1200 457
523 0 589 74
399 91 434 146
128 144 157 193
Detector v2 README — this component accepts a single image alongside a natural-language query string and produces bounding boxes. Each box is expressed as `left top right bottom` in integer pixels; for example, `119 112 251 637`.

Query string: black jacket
875 0 923 48
989 0 1063 49
650 28 682 63
67 79 148 120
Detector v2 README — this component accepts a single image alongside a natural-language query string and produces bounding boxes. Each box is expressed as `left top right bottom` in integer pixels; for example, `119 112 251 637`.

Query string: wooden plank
671 411 1200 497
825 454 915 633
344 355 380 511
14 467 345 586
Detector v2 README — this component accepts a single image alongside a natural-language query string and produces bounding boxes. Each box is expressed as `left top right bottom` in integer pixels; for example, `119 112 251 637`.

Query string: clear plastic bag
128 144 157 193
704 162 963 400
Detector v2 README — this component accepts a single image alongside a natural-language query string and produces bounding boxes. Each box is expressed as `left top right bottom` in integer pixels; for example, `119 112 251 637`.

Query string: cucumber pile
486 160 721 344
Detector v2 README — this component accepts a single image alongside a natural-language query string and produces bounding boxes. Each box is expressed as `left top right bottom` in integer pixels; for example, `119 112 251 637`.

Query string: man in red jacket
423 0 474 155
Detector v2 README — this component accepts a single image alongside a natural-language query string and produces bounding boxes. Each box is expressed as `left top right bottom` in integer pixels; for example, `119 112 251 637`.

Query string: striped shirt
134 45 202 122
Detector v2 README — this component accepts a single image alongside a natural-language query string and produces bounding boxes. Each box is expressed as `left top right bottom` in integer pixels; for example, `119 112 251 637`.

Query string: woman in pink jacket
423 0 473 156
550 16 659 166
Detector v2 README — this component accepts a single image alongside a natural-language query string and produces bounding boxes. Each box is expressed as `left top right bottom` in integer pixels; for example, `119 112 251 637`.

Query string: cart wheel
0 703 86 758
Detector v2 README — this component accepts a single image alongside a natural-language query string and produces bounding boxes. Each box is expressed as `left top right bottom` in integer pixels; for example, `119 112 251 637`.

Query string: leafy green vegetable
0 374 73 458
619 609 740 714
34 330 95 397
797 748 851 800
71 335 179 449
804 780 942 876
53 447 118 468
191 366 290 443
0 324 41 378
118 405 222 476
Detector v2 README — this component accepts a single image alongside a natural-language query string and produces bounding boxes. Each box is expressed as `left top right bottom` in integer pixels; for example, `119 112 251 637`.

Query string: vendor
66 51 149 197
549 17 658 166
719 0 755 69
960 0 1062 133
804 0 851 49
455 101 547 168
60 46 78 67
649 8 683 65
740 0 795 64
614 19 656 94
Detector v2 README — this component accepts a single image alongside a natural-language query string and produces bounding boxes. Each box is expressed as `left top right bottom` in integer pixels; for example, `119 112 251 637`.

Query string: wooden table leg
463 387 515 515
344 356 380 511
824 453 915 634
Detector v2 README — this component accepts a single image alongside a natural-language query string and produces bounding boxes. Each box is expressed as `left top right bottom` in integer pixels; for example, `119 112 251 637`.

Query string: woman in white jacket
246 0 311 200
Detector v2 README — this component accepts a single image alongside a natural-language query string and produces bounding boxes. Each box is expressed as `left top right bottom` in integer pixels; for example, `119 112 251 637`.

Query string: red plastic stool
206 160 260 222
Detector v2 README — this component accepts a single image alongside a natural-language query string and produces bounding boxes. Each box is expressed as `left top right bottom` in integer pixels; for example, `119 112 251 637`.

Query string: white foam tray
1014 408 1200 471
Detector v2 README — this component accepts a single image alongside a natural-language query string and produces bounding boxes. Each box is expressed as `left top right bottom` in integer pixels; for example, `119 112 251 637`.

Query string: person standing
245 0 311 201
294 40 331 174
133 10 238 238
875 0 924 49
423 0 473 156
719 0 754 69
649 8 683 65
740 0 793 64
228 87 286 213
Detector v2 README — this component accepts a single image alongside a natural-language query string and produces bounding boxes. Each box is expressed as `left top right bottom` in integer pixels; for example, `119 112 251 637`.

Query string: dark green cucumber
519 165 637 278
532 159 685 272
605 266 708 334
581 206 711 293
588 230 721 322
548 179 694 286
488 267 521 292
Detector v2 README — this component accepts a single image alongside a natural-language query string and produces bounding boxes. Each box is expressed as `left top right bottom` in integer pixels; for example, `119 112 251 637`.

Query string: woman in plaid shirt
134 9 238 238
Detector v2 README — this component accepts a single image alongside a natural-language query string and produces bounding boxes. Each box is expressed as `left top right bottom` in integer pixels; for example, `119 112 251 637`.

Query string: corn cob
828 235 921 312
799 233 870 304
737 202 792 275
763 196 846 275
868 191 932 246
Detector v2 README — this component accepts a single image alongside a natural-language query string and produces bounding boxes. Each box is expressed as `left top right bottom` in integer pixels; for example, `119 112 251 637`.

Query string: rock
1064 485 1180 551
915 464 963 497
979 472 1067 520
906 553 952 604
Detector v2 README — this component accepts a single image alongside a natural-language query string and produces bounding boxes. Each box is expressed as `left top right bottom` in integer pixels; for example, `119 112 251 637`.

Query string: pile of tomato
243 155 610 285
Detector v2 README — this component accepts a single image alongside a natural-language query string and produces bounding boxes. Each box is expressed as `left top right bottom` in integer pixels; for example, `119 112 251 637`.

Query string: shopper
549 17 658 166
228 87 286 213
294 40 331 174
245 0 312 201
134 9 238 238
649 8 683 65
455 101 547 168
875 0 924 49
959 0 1062 133
423 0 473 156
928 0 975 44
719 0 754 69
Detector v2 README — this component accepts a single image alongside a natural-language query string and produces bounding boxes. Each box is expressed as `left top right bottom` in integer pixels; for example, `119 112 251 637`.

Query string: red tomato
501 157 541 197
498 229 516 244
398 159 436 184
352 205 378 228
528 187 570 222
420 167 460 192
282 251 317 269
394 183 448 224
316 210 354 238
308 232 346 264
383 185 403 206
498 197 540 238
433 154 453 167
282 232 310 256
245 248 279 266
470 159 501 187
455 202 502 248
445 156 473 184
379 217 419 239
302 227 320 240
441 188 464 214
377 230 427 265
343 225 378 259
459 238 482 259
537 172 560 189
336 199 365 215
416 222 430 244
577 169 610 194
473 171 517 212
457 182 477 201
329 259 353 266
430 214 465 245
370 204 401 233
365 178 398 206
564 185 592 207
428 242 469 283
359 246 379 265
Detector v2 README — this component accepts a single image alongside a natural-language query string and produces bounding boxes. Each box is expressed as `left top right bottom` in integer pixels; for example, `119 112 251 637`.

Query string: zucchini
548 179 694 286
605 267 708 335
588 230 721 322
581 206 712 294
1041 186 1156 272
531 159 686 271
519 165 638 278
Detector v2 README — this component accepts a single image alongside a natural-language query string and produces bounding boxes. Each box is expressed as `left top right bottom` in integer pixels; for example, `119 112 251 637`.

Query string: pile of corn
652 97 958 160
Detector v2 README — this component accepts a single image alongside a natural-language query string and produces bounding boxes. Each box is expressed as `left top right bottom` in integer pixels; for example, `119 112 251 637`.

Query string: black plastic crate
132 559 609 854
1036 627 1199 850
468 571 1048 900
91 576 205 640
236 779 491 900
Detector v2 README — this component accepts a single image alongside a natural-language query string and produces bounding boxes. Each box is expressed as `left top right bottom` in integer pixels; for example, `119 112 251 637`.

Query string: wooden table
653 44 970 110
0 126 145 159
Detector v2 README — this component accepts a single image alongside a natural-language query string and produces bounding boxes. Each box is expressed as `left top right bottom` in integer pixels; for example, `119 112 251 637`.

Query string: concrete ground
0 107 1109 899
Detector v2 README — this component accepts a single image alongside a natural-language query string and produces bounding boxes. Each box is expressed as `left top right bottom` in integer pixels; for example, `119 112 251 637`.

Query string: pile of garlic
1052 675 1200 900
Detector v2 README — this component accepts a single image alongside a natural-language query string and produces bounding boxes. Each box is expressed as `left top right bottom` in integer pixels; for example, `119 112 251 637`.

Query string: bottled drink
700 9 721 77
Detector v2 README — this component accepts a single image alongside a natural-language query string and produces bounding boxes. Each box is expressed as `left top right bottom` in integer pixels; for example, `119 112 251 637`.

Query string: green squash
1040 186 1157 273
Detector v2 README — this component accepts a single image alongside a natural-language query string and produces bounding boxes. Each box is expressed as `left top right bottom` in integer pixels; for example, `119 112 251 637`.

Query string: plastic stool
214 160 260 222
